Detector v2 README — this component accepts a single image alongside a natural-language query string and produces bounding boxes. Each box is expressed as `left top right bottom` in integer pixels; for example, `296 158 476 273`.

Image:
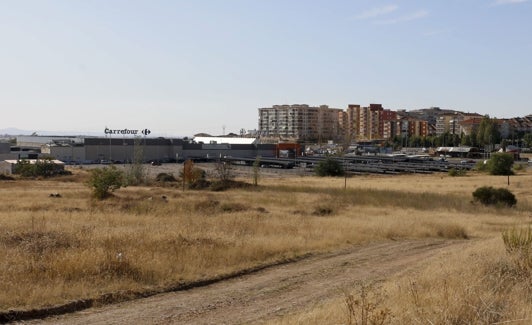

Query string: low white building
193 136 258 145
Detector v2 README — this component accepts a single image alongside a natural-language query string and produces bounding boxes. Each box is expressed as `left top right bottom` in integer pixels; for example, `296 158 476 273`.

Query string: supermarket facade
5 135 293 164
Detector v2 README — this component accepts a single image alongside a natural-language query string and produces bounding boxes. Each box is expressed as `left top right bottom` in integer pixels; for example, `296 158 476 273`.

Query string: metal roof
193 136 258 145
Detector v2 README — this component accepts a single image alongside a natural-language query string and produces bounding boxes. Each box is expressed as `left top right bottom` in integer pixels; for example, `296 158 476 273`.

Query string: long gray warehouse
35 137 279 163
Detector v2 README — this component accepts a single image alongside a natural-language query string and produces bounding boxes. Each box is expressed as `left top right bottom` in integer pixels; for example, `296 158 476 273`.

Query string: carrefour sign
104 128 151 136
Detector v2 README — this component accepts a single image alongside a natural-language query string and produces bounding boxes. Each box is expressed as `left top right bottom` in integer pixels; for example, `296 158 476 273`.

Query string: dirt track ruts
29 239 466 325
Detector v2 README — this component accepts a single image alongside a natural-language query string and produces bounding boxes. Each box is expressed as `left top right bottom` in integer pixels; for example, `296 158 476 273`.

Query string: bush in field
213 160 235 183
486 153 514 175
0 174 14 181
88 165 125 199
155 172 176 183
448 168 467 177
179 160 207 189
315 157 344 177
472 186 516 207
209 179 250 192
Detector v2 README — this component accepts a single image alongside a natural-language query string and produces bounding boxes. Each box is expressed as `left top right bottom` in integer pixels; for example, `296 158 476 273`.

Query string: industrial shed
435 147 479 158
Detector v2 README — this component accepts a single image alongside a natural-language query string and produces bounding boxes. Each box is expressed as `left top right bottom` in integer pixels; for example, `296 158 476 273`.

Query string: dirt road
31 239 464 325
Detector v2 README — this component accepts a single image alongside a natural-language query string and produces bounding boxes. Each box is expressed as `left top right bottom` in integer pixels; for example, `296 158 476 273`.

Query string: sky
1 0 531 137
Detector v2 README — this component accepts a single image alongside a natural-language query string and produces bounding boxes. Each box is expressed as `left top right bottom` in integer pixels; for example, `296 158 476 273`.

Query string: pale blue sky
1 0 531 136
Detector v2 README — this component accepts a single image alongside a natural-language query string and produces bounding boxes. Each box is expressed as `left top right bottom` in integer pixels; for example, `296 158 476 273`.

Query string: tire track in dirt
27 239 467 325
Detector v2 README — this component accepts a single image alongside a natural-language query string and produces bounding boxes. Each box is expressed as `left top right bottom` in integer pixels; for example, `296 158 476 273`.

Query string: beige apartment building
260 103 446 143
258 104 343 142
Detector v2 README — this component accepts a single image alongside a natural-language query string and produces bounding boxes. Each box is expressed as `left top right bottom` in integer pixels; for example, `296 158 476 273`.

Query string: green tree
88 165 125 199
524 133 532 148
469 126 479 147
486 153 514 175
477 116 501 148
315 157 344 177
461 134 472 146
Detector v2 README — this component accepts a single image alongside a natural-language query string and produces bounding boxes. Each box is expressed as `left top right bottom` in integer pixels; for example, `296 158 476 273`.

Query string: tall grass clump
343 282 391 325
502 227 532 273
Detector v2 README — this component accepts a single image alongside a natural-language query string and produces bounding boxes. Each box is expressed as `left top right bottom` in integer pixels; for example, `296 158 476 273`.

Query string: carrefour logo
104 128 151 135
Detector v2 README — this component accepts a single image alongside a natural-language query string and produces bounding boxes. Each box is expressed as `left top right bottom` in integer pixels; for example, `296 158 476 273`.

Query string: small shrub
0 174 14 181
188 178 211 190
213 160 235 182
210 181 229 192
155 172 176 183
344 281 392 325
88 166 125 199
312 205 335 216
448 168 466 177
210 180 250 192
315 157 344 177
179 162 207 189
472 186 517 207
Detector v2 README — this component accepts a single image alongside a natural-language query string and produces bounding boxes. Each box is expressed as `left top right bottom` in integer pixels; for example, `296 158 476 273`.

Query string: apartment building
349 104 400 141
258 104 342 142
435 113 460 136
259 104 526 143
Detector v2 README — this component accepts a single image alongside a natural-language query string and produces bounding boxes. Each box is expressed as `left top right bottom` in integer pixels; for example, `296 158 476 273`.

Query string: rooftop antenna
222 125 226 136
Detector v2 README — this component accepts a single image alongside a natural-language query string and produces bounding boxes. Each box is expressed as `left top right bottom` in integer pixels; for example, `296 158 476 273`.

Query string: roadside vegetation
0 166 531 323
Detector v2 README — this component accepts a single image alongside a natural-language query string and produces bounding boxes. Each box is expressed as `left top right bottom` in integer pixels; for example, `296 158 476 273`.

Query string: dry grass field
1 165 531 323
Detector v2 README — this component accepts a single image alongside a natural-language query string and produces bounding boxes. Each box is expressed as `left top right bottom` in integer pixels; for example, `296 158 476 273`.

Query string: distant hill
0 128 32 135
0 128 103 136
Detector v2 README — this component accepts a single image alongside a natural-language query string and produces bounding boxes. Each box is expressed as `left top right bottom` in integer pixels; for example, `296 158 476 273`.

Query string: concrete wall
178 143 277 160
43 146 86 162
0 143 10 154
